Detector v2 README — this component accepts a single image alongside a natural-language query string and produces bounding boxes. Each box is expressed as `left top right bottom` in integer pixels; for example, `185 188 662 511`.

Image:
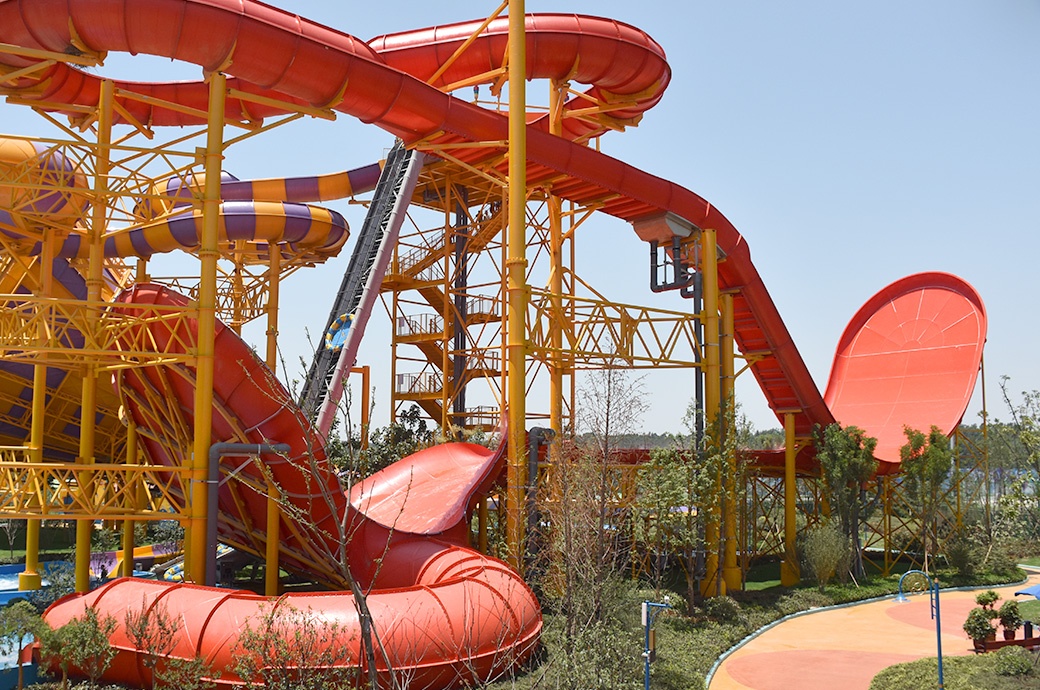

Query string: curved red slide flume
824 272 987 473
0 0 831 439
43 283 541 688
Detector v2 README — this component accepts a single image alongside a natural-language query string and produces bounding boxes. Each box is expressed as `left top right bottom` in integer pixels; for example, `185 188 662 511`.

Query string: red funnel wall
824 272 987 472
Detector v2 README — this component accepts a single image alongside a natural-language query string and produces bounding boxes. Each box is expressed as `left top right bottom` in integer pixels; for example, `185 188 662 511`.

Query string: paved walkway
708 572 1040 690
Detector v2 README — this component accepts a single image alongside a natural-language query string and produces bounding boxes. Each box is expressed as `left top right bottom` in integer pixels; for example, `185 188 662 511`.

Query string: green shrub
963 607 996 642
994 645 1033 677
46 605 117 687
233 601 356 690
944 532 979 579
998 599 1022 632
975 590 1000 609
802 522 849 591
534 618 642 690
703 596 745 626
774 589 833 617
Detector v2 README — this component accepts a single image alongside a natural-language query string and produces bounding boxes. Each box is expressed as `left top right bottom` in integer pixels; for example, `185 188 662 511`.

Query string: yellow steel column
720 292 741 592
263 241 282 595
189 72 226 584
505 0 529 570
701 228 722 596
265 247 280 372
21 227 57 591
121 422 139 577
780 413 800 586
75 79 114 593
548 78 566 466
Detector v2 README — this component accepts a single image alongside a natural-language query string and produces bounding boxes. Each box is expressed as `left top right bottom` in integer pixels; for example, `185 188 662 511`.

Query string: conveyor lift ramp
299 140 423 424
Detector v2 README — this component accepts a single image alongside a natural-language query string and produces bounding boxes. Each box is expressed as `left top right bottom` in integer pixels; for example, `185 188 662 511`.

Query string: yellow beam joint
427 0 508 87
227 87 335 122
0 42 101 67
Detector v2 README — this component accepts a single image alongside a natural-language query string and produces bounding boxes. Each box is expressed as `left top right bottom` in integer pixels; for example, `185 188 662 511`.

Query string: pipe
206 442 291 588
526 427 555 553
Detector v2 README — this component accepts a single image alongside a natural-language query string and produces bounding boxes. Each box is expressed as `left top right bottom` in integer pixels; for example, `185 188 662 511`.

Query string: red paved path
708 572 1040 690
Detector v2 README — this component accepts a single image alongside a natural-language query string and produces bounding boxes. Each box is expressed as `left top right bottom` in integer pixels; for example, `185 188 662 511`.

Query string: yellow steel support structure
548 79 566 469
264 245 282 595
76 79 114 593
721 292 741 592
188 72 226 584
505 0 528 569
780 413 801 585
701 228 722 596
265 478 281 595
121 422 139 578
19 227 55 591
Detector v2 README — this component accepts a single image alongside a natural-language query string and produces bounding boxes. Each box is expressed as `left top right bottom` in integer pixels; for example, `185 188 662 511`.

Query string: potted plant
964 606 997 651
999 599 1023 640
976 590 1000 610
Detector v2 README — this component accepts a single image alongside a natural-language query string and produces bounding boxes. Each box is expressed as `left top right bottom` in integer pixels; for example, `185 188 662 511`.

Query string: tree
355 404 433 478
0 600 46 690
900 425 954 572
814 423 878 581
0 519 23 559
233 601 357 690
532 363 648 685
124 597 214 690
55 605 117 686
633 402 742 611
39 626 73 690
802 521 849 592
571 364 647 622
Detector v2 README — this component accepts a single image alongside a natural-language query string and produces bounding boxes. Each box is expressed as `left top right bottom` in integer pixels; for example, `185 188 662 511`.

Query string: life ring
324 312 354 352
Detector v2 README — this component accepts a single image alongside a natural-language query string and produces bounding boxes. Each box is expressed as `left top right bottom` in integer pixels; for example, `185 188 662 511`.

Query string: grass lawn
871 650 1040 689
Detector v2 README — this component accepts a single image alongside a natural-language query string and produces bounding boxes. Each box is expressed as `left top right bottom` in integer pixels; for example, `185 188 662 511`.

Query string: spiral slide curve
0 136 377 461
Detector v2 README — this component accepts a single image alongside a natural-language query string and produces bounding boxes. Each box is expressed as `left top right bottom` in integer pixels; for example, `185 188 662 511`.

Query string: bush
802 522 849 591
26 562 74 613
233 601 356 690
975 590 1000 609
944 532 979 579
43 606 117 686
994 645 1033 677
998 599 1022 632
963 607 996 643
533 619 642 690
703 596 746 626
774 589 833 617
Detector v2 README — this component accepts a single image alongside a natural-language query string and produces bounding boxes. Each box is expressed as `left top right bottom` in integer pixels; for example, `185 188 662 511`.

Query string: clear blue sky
3 1 1037 435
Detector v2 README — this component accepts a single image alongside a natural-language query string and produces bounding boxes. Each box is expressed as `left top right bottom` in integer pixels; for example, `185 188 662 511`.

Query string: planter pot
1004 629 1017 641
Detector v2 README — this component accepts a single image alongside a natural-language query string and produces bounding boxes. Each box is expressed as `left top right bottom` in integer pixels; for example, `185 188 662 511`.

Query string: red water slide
0 1 986 685
824 272 987 472
0 1 829 441
74 283 540 688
